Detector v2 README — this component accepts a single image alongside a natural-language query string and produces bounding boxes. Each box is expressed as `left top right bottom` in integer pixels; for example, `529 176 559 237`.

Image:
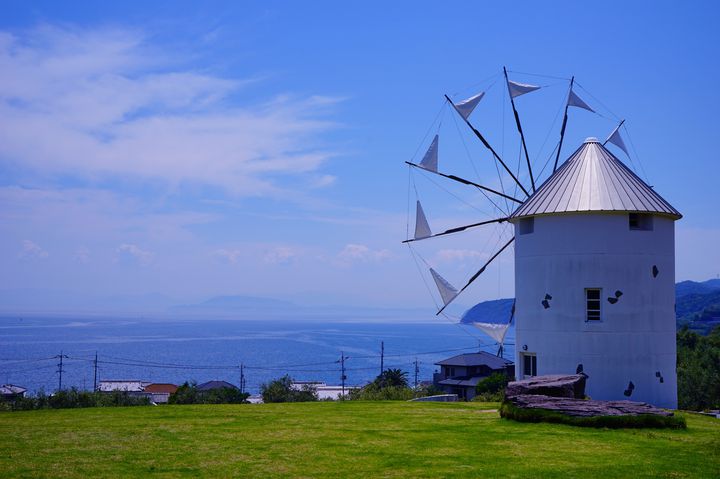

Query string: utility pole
380 341 384 376
56 351 68 392
240 363 245 394
414 358 419 389
93 351 98 392
340 352 348 400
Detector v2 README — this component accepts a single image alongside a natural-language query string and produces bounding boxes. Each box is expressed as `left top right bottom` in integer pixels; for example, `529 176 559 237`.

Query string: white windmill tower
404 68 681 408
510 135 681 409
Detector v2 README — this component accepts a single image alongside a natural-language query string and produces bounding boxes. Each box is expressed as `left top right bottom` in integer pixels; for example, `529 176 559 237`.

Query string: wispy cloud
336 243 392 266
19 239 48 260
435 249 485 263
73 246 90 264
213 248 242 264
264 246 298 264
0 25 341 196
117 243 153 265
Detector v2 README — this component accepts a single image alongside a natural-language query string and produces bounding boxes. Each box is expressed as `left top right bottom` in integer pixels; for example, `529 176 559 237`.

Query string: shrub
476 372 509 396
169 382 201 404
169 382 249 404
260 375 318 403
473 391 504 402
677 325 720 411
1 388 150 411
349 384 415 401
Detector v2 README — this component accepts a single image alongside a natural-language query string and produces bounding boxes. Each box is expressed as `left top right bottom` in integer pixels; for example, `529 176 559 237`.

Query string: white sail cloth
429 268 458 306
507 80 540 98
419 135 439 172
567 89 594 112
605 123 629 156
453 91 485 119
414 201 431 240
471 322 511 344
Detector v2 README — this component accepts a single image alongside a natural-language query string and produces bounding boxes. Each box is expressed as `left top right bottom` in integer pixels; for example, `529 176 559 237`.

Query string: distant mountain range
675 280 720 334
169 295 430 321
459 279 720 335
2 280 719 332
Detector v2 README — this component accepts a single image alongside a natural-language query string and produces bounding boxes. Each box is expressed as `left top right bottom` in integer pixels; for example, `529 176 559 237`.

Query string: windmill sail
453 91 485 119
429 268 458 306
472 322 511 344
414 201 432 239
462 299 514 344
507 80 540 98
567 89 594 112
419 135 439 172
605 122 629 156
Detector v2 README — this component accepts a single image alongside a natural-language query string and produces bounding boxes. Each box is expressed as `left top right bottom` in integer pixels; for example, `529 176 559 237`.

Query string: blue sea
0 316 514 394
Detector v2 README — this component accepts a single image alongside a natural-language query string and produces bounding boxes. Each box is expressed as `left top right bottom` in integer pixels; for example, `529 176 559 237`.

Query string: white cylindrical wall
513 213 677 408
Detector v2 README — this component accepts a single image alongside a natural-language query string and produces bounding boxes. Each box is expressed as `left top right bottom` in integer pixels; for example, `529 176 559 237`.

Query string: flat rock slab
508 394 673 417
506 374 587 399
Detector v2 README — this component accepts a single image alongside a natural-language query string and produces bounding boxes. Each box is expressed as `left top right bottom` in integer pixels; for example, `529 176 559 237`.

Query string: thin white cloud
310 174 337 188
213 248 242 264
435 249 485 263
0 25 340 196
73 246 90 264
264 246 298 264
336 243 392 265
117 243 153 265
19 239 48 260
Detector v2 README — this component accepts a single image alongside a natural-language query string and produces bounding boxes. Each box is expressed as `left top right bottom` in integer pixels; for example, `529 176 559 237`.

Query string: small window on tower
519 217 534 235
586 288 601 321
629 213 653 231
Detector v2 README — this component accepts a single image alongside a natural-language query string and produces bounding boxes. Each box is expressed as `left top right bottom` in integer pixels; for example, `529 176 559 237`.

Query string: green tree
374 369 409 389
474 372 510 402
260 375 318 403
476 372 509 395
349 368 416 401
169 381 249 404
677 325 720 410
169 382 200 404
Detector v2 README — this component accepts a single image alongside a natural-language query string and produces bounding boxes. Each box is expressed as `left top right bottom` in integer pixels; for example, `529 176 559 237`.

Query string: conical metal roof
510 138 681 220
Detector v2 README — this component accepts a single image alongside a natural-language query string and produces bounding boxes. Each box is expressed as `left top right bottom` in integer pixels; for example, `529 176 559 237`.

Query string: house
0 384 27 401
143 383 178 404
433 351 514 401
510 137 681 408
97 380 150 394
197 380 238 391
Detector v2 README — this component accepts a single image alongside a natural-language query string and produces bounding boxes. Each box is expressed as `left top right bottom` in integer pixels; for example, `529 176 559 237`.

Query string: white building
291 381 359 400
97 380 150 393
509 137 681 408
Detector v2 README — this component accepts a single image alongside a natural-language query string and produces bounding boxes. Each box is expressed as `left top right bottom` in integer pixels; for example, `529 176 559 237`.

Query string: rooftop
197 380 237 391
510 138 681 220
144 383 178 394
0 384 27 395
435 351 513 369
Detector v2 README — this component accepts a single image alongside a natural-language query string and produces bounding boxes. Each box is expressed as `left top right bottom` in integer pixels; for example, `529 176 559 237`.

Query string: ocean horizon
0 315 515 395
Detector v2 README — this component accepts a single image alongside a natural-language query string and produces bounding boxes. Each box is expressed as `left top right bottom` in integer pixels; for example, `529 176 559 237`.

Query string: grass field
1 401 718 478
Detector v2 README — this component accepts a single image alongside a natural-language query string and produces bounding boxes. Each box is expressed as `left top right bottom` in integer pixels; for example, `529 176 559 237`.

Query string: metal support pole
380 341 384 376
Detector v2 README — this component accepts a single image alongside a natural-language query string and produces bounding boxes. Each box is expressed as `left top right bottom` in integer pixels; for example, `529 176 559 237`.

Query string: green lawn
1 402 718 478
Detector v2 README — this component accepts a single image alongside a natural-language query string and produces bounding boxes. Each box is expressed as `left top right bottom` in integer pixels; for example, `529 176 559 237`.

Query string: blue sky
1 1 718 313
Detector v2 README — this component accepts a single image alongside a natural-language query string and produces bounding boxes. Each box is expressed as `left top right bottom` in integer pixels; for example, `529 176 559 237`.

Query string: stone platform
505 374 673 418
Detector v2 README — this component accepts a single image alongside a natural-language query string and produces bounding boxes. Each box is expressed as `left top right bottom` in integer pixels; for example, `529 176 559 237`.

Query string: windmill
404 67 682 409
